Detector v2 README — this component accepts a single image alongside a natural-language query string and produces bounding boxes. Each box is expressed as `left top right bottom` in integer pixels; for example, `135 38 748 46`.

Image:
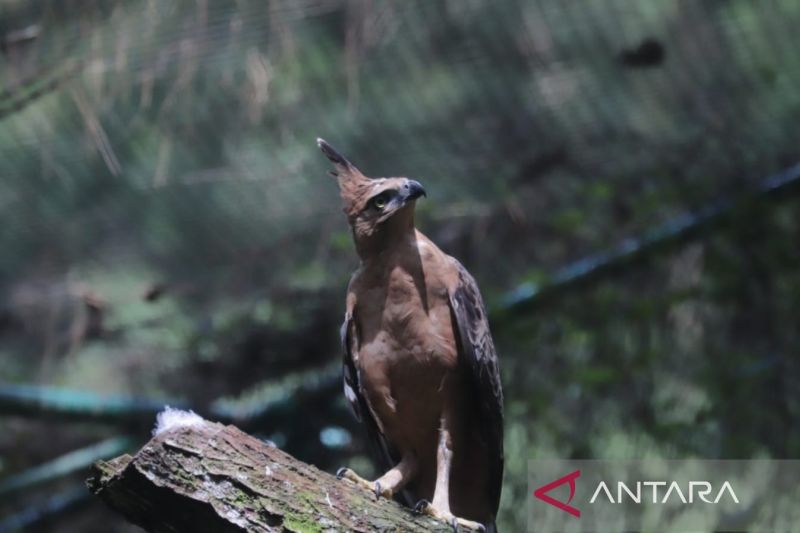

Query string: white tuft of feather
153 406 206 436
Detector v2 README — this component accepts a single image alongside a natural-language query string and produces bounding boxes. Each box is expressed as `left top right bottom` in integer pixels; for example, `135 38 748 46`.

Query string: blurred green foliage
0 1 799 531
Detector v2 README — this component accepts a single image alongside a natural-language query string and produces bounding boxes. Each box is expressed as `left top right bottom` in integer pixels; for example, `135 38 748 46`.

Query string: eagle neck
354 209 417 262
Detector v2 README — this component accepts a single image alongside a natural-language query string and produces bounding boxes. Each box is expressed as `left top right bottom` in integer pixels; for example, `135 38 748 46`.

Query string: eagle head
317 138 426 246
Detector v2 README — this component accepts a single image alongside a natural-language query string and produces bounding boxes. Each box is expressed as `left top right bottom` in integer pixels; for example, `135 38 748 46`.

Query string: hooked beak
403 179 427 202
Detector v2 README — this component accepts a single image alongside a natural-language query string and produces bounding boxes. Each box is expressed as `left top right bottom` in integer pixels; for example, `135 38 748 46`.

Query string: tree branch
87 417 469 532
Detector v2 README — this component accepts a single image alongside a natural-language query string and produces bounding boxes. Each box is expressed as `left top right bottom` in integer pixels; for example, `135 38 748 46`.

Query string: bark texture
87 420 469 532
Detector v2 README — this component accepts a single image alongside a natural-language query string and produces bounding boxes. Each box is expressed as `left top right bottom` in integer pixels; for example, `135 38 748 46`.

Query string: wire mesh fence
1 1 799 531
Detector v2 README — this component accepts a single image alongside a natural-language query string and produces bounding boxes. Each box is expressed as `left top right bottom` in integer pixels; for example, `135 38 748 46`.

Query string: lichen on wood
88 420 468 532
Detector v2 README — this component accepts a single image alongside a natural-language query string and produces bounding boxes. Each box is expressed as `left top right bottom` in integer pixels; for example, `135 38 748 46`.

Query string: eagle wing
341 309 415 506
341 312 393 457
447 258 505 517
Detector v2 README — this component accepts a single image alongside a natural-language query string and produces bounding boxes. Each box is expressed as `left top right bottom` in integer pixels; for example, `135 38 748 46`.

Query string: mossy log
87 419 468 532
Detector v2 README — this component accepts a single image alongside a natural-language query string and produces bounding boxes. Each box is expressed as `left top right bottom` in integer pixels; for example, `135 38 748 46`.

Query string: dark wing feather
448 258 504 517
340 315 365 422
341 312 415 506
341 313 391 458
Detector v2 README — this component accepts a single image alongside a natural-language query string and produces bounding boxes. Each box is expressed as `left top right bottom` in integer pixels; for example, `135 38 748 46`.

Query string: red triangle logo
533 469 581 518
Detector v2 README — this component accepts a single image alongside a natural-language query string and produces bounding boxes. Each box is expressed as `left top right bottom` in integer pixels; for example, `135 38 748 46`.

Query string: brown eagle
318 139 503 532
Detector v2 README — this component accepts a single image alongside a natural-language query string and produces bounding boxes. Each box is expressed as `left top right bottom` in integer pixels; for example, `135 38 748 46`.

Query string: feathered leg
414 410 486 532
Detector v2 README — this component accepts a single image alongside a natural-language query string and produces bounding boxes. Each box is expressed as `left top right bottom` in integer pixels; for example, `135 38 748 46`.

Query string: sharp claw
412 499 430 514
450 517 459 532
335 467 349 480
410 501 484 532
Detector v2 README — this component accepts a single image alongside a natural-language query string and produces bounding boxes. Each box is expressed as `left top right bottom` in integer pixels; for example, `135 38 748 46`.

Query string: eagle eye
370 193 390 210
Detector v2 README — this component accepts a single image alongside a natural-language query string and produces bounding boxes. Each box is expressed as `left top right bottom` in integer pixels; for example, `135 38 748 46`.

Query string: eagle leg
413 500 486 532
336 467 380 498
412 416 486 532
336 453 417 500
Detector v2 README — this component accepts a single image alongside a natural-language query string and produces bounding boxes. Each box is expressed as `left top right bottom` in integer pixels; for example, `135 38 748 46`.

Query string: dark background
0 1 798 531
